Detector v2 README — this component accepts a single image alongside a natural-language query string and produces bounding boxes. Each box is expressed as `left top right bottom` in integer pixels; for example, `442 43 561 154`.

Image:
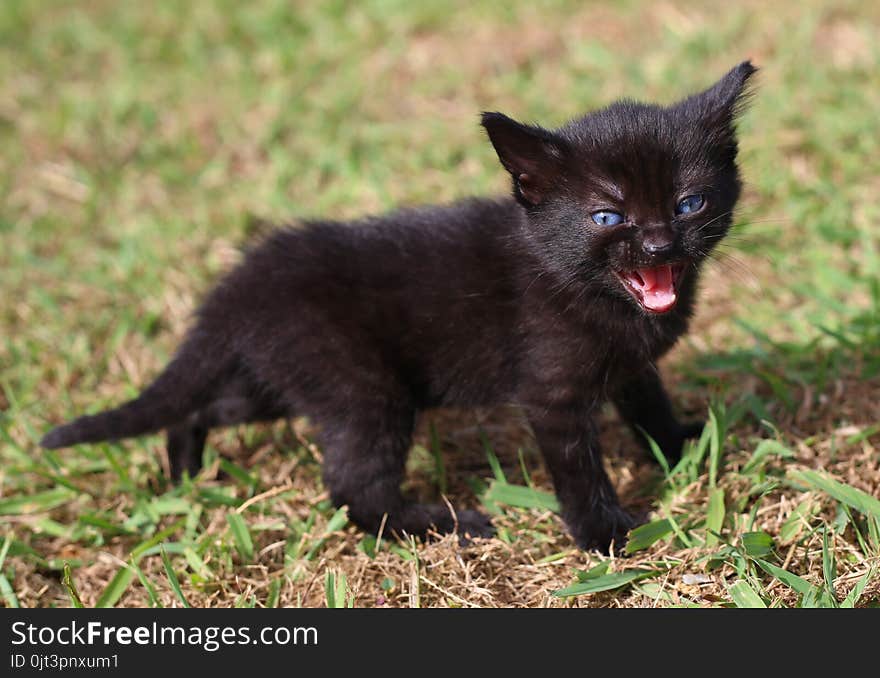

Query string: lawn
1 0 879 608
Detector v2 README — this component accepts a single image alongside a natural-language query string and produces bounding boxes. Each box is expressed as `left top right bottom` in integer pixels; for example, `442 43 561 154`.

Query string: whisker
701 250 764 295
732 217 792 226
703 233 761 245
692 210 734 235
728 217 792 233
711 242 775 267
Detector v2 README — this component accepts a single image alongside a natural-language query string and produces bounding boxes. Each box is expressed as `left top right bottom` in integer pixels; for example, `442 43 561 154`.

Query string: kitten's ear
682 61 758 135
481 112 566 206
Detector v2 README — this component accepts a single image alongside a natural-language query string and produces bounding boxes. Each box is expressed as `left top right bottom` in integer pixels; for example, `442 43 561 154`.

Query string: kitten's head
483 61 756 315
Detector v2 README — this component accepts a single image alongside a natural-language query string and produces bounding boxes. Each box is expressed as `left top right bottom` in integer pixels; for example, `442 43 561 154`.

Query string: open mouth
615 264 685 314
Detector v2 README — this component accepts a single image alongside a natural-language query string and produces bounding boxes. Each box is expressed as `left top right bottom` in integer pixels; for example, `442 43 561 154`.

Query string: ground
1 0 879 608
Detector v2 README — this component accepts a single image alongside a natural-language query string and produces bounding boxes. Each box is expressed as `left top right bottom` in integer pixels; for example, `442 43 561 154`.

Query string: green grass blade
841 568 874 609
129 558 163 608
517 449 534 488
664 510 694 549
227 512 254 561
326 506 349 533
0 532 21 609
160 546 191 608
795 470 880 521
741 439 795 475
838 504 872 557
95 564 135 608
575 560 611 581
754 558 813 596
553 569 658 597
822 528 836 595
183 547 212 578
0 532 12 571
689 423 713 473
325 570 350 608
638 429 670 480
869 517 880 552
62 563 85 608
305 506 349 560
145 497 192 515
0 488 76 515
483 481 560 512
780 499 818 543
705 488 725 547
625 518 673 554
428 423 448 496
234 593 256 608
130 518 187 560
218 458 257 491
266 578 281 608
481 433 507 483
339 572 351 607
0 574 19 608
728 580 767 608
741 531 775 558
801 588 837 608
707 406 723 488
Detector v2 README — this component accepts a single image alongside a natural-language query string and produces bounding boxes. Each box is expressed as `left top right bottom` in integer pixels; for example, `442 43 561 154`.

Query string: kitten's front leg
612 366 703 465
526 399 634 552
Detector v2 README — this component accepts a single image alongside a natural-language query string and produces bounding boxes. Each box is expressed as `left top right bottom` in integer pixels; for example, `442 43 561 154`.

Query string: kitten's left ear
481 112 567 206
680 60 758 136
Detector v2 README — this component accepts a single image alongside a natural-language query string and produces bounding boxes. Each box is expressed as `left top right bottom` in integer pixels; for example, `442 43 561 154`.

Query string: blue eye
676 194 705 215
591 211 624 227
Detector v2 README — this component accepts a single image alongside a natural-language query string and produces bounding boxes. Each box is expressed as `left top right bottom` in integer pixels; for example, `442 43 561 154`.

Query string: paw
569 505 636 554
649 421 705 465
166 424 207 482
679 420 706 440
659 420 706 463
455 509 495 545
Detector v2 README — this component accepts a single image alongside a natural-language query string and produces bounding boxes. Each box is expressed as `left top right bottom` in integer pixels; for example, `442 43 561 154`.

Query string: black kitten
42 62 756 552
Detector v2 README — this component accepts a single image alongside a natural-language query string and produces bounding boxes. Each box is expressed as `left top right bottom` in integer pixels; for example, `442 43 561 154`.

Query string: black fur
41 62 756 552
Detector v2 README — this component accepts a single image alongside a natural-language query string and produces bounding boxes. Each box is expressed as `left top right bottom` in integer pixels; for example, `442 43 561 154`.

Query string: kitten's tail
40 332 229 449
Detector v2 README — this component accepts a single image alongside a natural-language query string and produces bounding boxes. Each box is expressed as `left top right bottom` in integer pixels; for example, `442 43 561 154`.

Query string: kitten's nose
642 230 675 255
643 240 674 254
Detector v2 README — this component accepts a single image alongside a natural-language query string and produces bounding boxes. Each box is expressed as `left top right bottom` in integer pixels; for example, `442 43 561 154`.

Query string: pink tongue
634 265 676 312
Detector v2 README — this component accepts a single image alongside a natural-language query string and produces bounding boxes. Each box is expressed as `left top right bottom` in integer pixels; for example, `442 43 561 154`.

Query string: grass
1 0 879 608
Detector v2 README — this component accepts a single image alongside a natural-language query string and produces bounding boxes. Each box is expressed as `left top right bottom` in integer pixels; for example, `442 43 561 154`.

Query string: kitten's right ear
481 112 566 206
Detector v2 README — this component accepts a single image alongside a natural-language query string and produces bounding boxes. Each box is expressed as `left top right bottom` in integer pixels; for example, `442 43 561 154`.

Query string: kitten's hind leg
612 366 703 466
166 395 287 481
319 402 494 543
167 417 207 480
